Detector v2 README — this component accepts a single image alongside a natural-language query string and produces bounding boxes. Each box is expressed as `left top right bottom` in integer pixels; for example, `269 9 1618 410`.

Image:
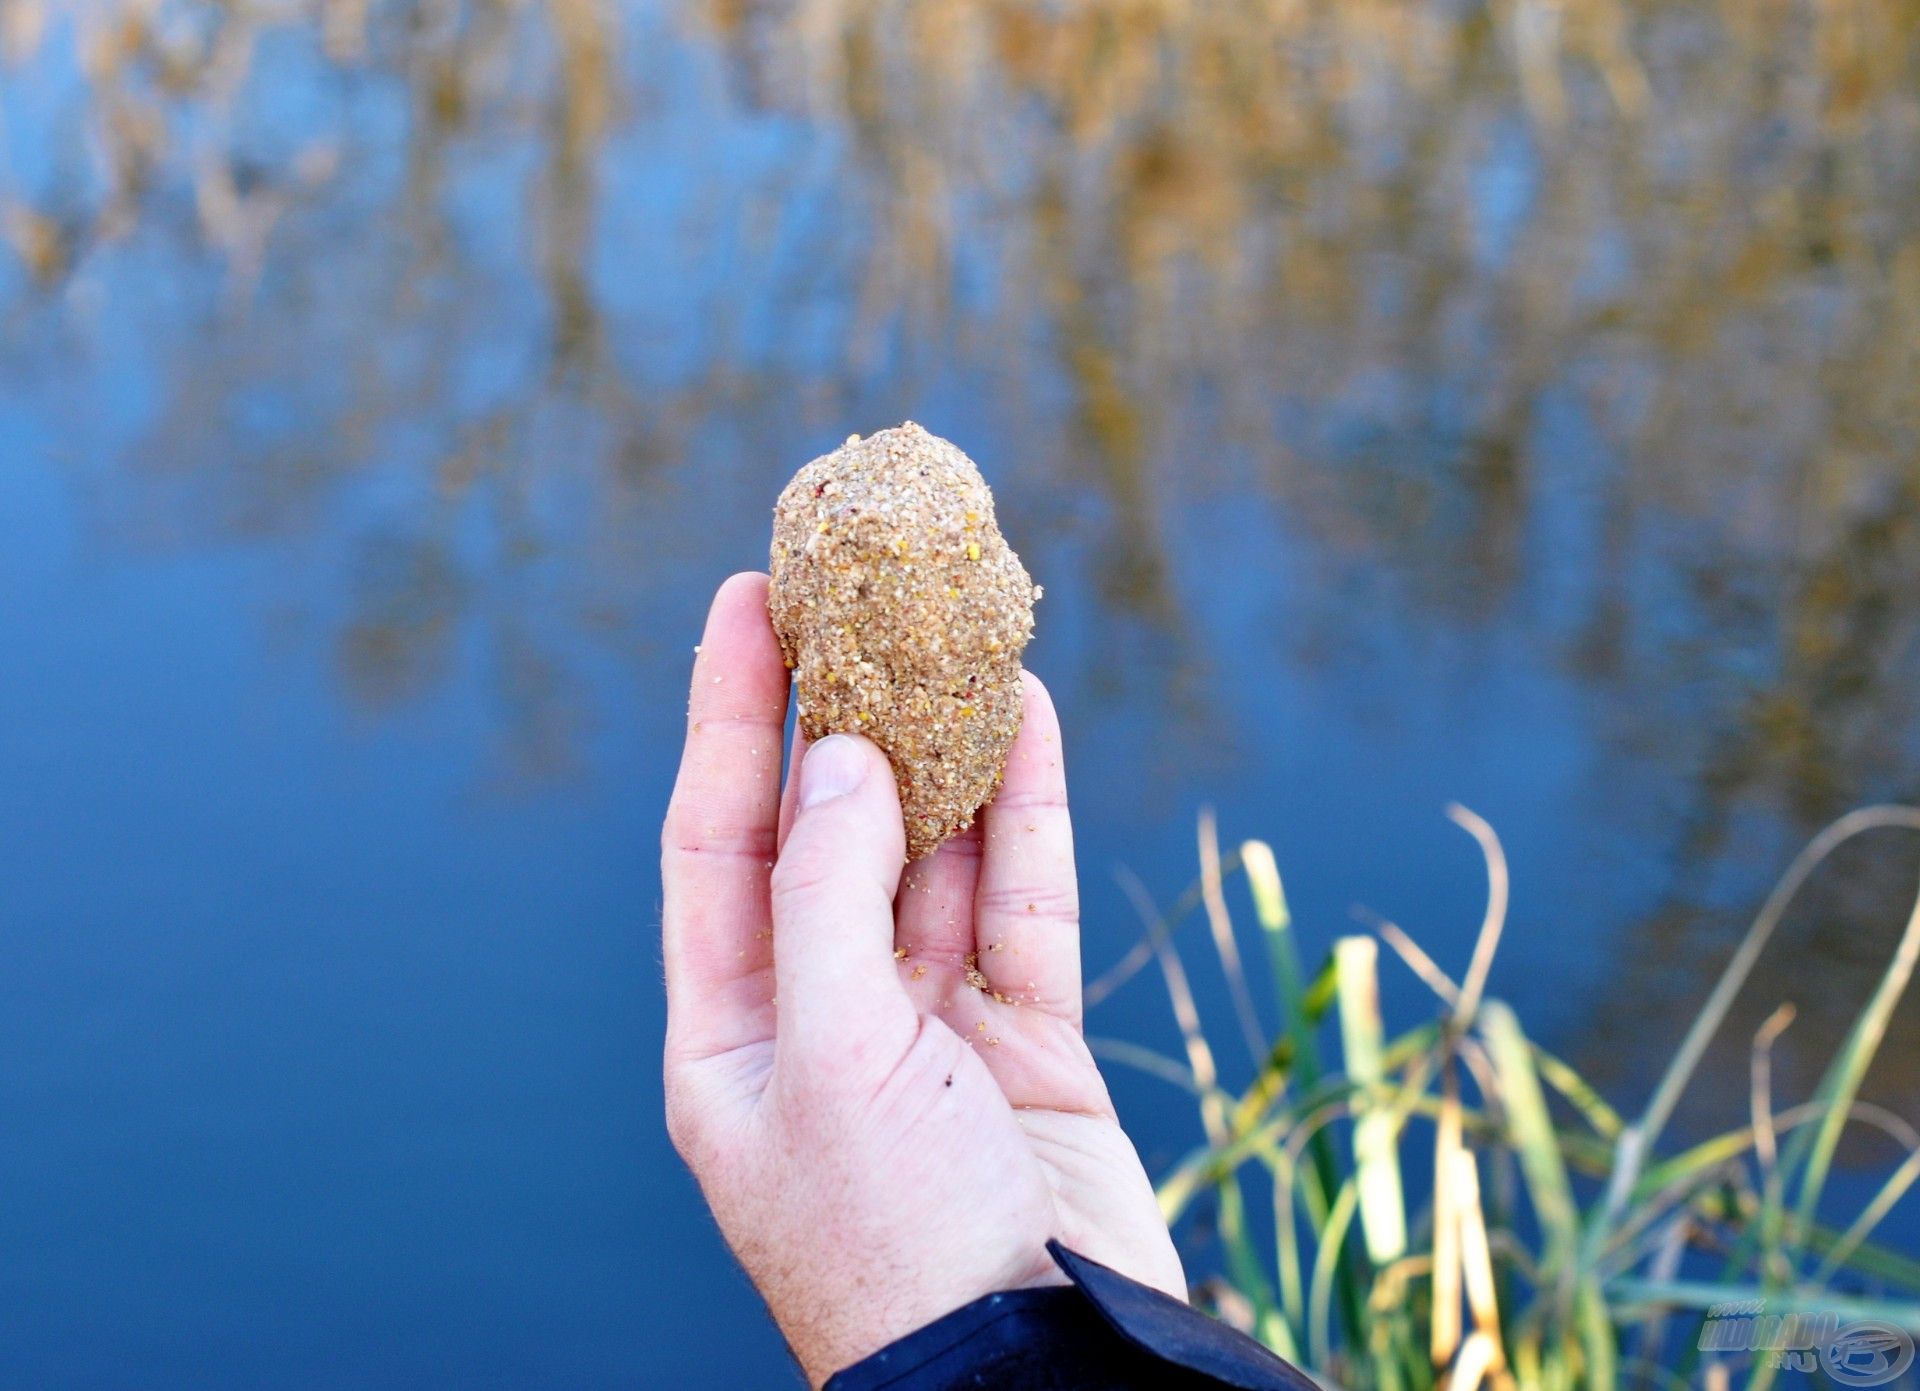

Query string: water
4 1 1919 1383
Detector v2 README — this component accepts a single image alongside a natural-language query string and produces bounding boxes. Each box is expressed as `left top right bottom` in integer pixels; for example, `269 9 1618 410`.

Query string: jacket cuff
823 1241 1319 1391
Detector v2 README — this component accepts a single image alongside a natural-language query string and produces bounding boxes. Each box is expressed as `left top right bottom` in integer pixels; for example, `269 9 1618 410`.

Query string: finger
661 573 788 1063
769 735 919 1072
894 823 983 982
973 672 1081 1026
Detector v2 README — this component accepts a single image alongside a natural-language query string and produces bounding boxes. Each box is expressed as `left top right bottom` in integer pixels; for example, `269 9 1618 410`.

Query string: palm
891 943 1179 1288
808 727 1178 1288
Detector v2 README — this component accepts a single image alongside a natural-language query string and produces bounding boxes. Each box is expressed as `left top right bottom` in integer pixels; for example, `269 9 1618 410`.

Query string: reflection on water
5 0 1920 1377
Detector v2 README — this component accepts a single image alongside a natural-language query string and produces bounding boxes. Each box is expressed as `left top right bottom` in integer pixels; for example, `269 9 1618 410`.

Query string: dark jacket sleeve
823 1241 1320 1391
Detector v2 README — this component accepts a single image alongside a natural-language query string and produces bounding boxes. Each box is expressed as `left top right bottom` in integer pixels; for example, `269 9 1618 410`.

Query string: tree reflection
5 0 1920 1099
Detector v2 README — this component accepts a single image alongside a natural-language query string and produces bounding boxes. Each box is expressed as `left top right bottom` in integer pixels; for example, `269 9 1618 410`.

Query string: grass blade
1785 850 1920 1250
1446 804 1509 1026
1480 1001 1579 1281
1432 1067 1465 1368
1309 1177 1362 1372
1338 935 1408 1265
1599 807 1920 1229
1200 808 1268 1066
1123 867 1278 1331
1455 1148 1503 1351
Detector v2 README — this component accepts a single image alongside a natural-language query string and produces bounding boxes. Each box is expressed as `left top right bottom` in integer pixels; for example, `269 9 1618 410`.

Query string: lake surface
4 0 1919 1383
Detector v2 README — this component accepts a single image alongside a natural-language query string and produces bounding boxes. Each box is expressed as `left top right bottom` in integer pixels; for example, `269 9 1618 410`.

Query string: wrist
823 1242 1309 1391
783 1243 1066 1387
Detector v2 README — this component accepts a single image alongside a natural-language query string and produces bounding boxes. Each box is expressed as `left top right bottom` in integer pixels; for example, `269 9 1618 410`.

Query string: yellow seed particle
959 705 974 717
966 542 981 562
857 711 871 722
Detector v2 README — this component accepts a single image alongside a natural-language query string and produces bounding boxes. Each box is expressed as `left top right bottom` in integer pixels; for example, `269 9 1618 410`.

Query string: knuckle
978 883 1079 923
659 799 696 860
665 811 779 862
989 788 1070 815
768 853 833 913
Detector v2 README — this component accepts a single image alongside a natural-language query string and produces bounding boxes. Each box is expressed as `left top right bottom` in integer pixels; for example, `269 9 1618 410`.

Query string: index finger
661 572 789 1063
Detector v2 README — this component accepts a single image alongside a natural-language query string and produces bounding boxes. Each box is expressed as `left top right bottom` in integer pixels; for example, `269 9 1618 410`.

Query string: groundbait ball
769 422 1039 860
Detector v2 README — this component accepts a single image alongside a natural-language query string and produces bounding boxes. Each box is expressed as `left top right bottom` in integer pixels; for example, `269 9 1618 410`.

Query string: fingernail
801 735 867 809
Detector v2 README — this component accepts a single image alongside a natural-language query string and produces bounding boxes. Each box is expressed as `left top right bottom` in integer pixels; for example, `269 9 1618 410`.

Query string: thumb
769 734 917 1068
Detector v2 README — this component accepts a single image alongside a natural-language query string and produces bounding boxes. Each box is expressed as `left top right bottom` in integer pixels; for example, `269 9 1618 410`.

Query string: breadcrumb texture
769 423 1039 860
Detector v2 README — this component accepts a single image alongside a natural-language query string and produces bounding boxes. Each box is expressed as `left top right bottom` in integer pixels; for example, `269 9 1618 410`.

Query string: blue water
3 2 1918 1383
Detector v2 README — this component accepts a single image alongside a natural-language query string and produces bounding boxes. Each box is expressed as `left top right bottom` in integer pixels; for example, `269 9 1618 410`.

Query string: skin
661 572 1186 1387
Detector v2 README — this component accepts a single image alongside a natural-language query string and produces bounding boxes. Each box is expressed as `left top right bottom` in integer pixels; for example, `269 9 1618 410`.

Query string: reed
1095 806 1920 1388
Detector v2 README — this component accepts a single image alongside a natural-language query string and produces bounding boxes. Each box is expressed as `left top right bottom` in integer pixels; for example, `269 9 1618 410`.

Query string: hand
661 573 1185 1386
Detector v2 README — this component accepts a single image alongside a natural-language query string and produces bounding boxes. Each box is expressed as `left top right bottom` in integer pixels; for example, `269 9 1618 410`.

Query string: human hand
661 573 1185 1386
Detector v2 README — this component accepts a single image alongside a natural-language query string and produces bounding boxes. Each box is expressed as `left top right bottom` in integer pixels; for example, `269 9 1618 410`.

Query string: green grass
1091 805 1920 1390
